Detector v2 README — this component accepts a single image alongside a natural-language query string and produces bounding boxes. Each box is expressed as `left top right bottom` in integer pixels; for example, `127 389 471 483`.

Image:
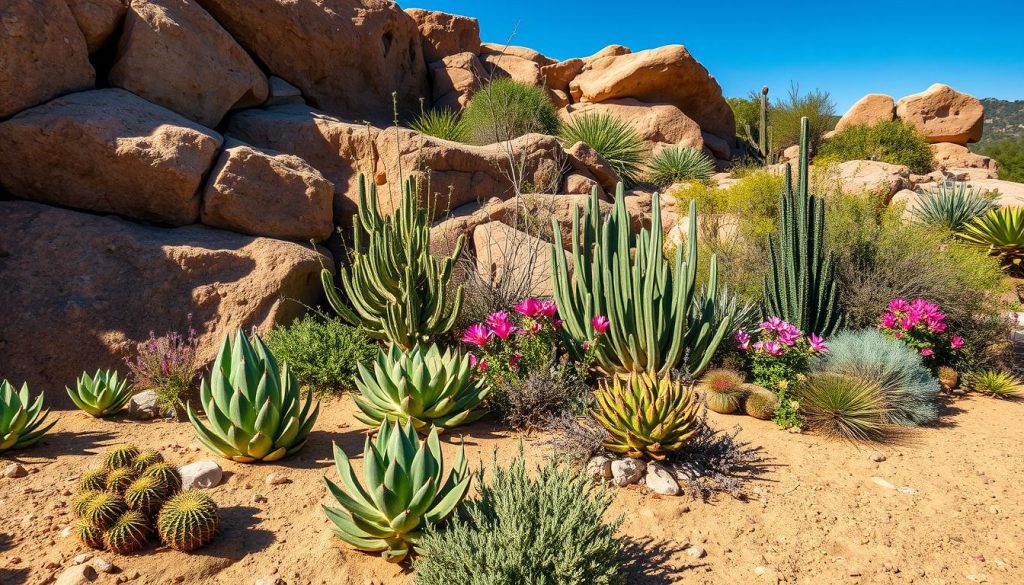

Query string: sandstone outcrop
930 142 998 177
406 8 480 62
895 83 984 144
429 52 485 111
835 94 896 132
834 160 910 201
561 99 705 153
66 0 128 53
565 142 622 192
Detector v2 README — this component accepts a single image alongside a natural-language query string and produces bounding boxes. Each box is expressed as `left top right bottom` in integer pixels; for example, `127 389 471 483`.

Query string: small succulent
699 369 747 414
74 519 105 550
0 379 56 452
72 490 101 519
743 385 779 420
124 475 169 517
142 463 182 494
591 373 701 460
132 450 164 472
967 370 1022 398
105 467 138 495
78 468 108 492
157 490 220 551
67 369 134 418
103 511 151 554
323 421 471 563
913 180 995 231
104 444 140 470
83 492 127 531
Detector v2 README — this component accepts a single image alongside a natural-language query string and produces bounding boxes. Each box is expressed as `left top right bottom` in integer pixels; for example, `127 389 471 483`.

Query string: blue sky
406 0 1024 112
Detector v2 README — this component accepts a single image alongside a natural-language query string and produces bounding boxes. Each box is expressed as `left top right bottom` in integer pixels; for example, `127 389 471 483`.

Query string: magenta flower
461 324 490 346
951 336 964 349
760 317 784 333
592 315 610 334
735 330 750 351
552 319 563 330
880 312 897 329
808 333 828 353
486 311 510 328
526 321 543 335
888 298 911 312
490 318 516 341
898 316 916 330
920 348 934 357
763 340 784 356
582 341 591 350
514 298 542 318
538 300 558 318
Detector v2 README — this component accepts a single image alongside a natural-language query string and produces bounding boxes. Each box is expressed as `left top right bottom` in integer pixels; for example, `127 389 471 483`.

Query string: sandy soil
1 394 1022 585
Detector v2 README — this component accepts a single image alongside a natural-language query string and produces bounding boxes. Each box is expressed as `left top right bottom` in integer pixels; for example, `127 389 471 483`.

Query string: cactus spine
322 174 464 350
157 490 220 551
103 511 151 554
83 492 127 530
124 475 169 517
142 463 182 494
132 450 163 472
75 520 105 550
763 116 842 337
78 468 108 492
103 444 139 470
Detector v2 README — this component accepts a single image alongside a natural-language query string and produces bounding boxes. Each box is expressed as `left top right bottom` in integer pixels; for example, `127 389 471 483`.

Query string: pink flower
763 340 784 356
514 298 542 318
927 319 947 333
760 317 784 333
552 319 563 330
893 331 903 339
951 336 964 349
809 333 828 353
526 321 543 335
592 315 610 334
461 324 490 346
490 318 516 341
898 316 916 330
486 311 510 328
777 327 800 346
582 341 591 350
538 300 558 318
888 298 910 312
469 354 482 369
735 330 750 351
880 313 897 329
920 348 934 357
509 353 523 368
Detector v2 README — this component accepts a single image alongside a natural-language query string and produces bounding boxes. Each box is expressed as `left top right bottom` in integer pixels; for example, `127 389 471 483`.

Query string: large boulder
565 142 621 192
479 42 556 66
834 93 896 132
480 52 542 86
201 140 334 241
542 59 585 94
473 221 566 298
109 0 268 128
0 201 329 402
0 0 95 118
930 142 998 177
966 179 1024 207
834 160 910 201
196 0 428 122
405 8 480 62
570 45 734 141
66 0 128 53
429 52 485 111
0 89 223 225
561 98 705 153
895 84 984 144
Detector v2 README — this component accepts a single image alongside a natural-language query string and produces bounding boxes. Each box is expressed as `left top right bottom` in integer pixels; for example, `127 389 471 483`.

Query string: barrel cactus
157 490 220 551
75 519 105 550
83 492 127 531
187 330 320 463
323 421 471 563
0 379 56 452
78 468 108 492
106 467 138 495
592 373 701 460
104 444 139 470
699 369 747 414
143 463 182 494
72 490 101 518
103 511 151 554
132 450 164 472
66 369 134 418
353 343 490 432
743 385 779 420
124 475 169 517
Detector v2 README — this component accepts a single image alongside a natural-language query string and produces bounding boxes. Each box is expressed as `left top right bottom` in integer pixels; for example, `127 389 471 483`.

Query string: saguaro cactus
322 174 465 349
762 116 842 336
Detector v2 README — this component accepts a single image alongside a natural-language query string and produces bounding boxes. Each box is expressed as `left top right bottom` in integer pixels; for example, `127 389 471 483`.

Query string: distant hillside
980 98 1024 144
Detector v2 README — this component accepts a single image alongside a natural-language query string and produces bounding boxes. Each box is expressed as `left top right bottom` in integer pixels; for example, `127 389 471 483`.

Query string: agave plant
1 379 56 452
912 180 995 231
67 369 134 418
591 373 701 460
323 421 471 563
558 112 647 186
409 107 468 143
966 369 1022 398
959 207 1024 273
647 146 716 187
354 343 490 433
187 330 319 463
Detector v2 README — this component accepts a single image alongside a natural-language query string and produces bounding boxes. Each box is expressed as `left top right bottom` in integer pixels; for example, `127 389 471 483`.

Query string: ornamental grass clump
912 180 995 232
266 314 378 396
796 373 890 442
0 379 56 453
647 146 716 187
966 370 1022 398
409 107 468 143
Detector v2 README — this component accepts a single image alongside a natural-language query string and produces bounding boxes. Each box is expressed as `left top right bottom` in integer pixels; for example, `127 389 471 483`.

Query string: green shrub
976 136 1024 182
728 93 764 143
647 147 715 187
265 314 378 395
769 84 836 152
558 112 646 186
796 373 890 441
966 369 1022 398
461 78 559 145
817 120 933 173
913 180 995 231
413 452 625 585
409 108 468 142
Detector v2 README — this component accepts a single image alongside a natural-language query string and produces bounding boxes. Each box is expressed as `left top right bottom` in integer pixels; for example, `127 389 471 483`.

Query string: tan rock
110 0 268 127
66 0 128 53
480 52 542 86
895 84 984 144
541 58 585 93
201 140 334 241
563 172 603 197
405 8 480 62
549 88 571 109
196 0 428 122
429 52 485 111
890 188 922 219
487 194 613 250
585 45 631 63
0 201 330 405
480 42 556 66
930 142 997 176
0 0 95 118
266 76 304 106
473 221 565 297
967 179 1024 207
835 94 896 132
55 564 96 585
430 199 499 258
572 45 734 141
566 142 622 191
835 160 910 201
701 131 732 161
0 89 222 225
562 98 704 152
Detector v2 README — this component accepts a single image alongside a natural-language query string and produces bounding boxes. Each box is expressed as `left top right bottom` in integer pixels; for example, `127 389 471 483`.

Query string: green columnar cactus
549 185 731 377
322 174 465 350
763 116 842 337
157 490 220 551
0 379 56 452
66 369 134 418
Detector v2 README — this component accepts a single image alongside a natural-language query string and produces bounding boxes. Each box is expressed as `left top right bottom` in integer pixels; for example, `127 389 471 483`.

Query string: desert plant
796 373 889 441
103 510 151 554
74 520 104 550
810 329 940 426
72 490 101 518
103 444 140 469
493 364 592 431
83 492 127 531
0 379 55 452
558 112 646 186
106 467 138 495
550 185 731 377
817 119 933 173
647 146 716 187
322 175 464 349
78 468 108 492
912 180 995 231
124 475 169 517
966 370 1022 398
413 451 625 585
353 343 490 432
763 117 842 337
461 77 559 145
936 366 959 389
877 298 964 367
592 373 701 460
142 463 182 494
770 84 836 152
698 369 746 414
67 369 134 418
157 490 220 551
131 450 163 472
187 330 320 463
265 314 379 395
732 86 773 164
125 318 201 417
323 421 471 563
409 107 468 142
976 136 1024 182
959 207 1024 274
742 385 778 420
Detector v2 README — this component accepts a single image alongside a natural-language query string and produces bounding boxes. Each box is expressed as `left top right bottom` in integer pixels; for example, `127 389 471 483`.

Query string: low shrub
975 136 1024 183
265 313 378 395
912 180 995 231
769 84 837 152
558 112 646 186
965 369 1022 398
461 78 559 145
495 364 592 431
647 147 715 187
796 373 890 442
409 108 468 142
817 120 933 173
124 318 201 417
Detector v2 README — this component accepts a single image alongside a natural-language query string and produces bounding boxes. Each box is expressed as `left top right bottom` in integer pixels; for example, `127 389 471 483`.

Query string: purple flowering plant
125 315 202 417
878 298 962 367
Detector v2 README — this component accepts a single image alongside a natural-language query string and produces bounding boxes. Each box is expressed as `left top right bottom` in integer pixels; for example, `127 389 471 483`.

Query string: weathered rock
586 456 613 481
479 42 556 66
0 201 329 398
405 8 480 62
178 460 223 489
685 545 707 559
895 84 984 144
0 0 95 118
196 0 428 122
55 564 96 585
835 160 910 201
571 46 734 141
585 44 631 63
967 179 1024 207
541 58 585 93
0 89 222 225
701 131 732 161
110 0 268 127
480 52 542 86
890 188 921 218
930 143 998 176
265 472 291 486
266 76 304 106
646 462 681 496
566 142 622 191
473 221 567 297
548 88 571 109
610 458 644 486
564 172 602 196
66 0 128 53
201 140 334 241
3 463 28 478
429 52 485 111
486 194 612 251
561 99 704 153
835 94 896 132
430 199 499 258
128 390 161 420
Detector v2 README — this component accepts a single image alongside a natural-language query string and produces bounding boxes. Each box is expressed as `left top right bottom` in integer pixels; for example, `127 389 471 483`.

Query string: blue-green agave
67 369 134 417
1 379 56 452
187 330 319 463
323 421 470 563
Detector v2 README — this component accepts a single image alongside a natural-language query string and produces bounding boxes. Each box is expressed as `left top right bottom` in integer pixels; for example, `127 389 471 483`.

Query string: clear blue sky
406 0 1024 112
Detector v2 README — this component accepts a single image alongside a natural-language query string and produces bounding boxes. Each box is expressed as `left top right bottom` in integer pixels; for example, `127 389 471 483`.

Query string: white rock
71 554 93 565
55 564 97 585
871 476 896 490
178 460 223 490
91 558 114 573
128 390 161 420
266 472 292 486
685 545 707 558
645 462 681 496
610 458 644 486
586 456 613 481
870 452 886 463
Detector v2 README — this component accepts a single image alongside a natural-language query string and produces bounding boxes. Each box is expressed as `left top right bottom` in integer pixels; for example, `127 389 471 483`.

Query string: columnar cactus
763 116 842 337
0 379 56 452
549 185 731 377
322 174 464 350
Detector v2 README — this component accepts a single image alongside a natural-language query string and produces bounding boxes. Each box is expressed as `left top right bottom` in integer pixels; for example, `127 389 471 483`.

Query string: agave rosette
187 330 319 463
67 369 134 417
1 379 56 452
592 373 701 460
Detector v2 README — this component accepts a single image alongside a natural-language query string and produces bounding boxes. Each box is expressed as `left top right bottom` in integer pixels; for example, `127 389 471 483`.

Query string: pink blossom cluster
878 298 963 357
460 299 560 348
735 317 827 356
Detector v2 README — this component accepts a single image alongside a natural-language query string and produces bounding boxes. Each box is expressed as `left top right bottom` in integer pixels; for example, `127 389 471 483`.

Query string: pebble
3 463 28 478
266 473 292 486
645 462 681 496
93 558 115 573
55 564 96 585
585 456 613 481
127 390 161 420
754 566 767 576
178 460 223 490
72 554 94 565
897 485 917 495
685 545 707 559
869 452 886 463
253 494 268 504
871 477 896 490
610 459 644 487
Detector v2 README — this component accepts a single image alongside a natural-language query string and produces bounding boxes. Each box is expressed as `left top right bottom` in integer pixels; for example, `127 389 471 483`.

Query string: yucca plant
354 343 490 433
323 175 464 350
959 207 1024 274
323 421 471 563
647 146 716 187
0 379 56 453
558 112 646 187
966 370 1022 398
912 180 995 231
409 108 468 143
796 373 890 441
187 330 320 463
591 373 701 460
67 369 134 418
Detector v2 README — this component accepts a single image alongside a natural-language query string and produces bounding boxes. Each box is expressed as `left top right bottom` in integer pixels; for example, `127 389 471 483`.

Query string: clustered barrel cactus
187 330 319 463
67 369 134 418
323 421 471 563
591 373 701 460
323 174 464 350
550 185 731 377
354 343 490 433
0 379 55 453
